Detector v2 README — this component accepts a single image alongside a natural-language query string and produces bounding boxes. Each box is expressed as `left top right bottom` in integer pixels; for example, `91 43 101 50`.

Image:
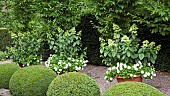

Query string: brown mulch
0 60 170 96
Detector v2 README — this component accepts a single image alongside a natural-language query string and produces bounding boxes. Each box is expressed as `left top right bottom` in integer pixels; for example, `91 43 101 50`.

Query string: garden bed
0 60 170 96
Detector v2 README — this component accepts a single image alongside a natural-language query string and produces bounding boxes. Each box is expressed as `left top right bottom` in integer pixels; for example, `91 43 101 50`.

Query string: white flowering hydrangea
104 61 156 81
45 54 88 74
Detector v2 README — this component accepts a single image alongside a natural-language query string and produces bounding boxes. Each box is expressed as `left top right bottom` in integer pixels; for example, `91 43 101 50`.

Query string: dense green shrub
0 51 7 61
9 65 56 96
0 28 11 51
47 72 100 96
103 82 164 96
0 64 20 89
7 32 42 66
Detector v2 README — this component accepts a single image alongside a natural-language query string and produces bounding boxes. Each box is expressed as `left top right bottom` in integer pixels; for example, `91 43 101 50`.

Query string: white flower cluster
104 61 156 81
45 55 88 74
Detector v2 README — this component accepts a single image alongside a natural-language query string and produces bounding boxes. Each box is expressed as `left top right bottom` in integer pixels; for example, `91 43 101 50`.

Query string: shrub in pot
100 24 161 82
9 65 56 96
47 72 100 96
103 82 164 96
0 64 20 89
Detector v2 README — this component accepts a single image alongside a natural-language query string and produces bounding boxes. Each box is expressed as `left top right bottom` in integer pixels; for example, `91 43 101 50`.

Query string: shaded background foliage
0 0 170 70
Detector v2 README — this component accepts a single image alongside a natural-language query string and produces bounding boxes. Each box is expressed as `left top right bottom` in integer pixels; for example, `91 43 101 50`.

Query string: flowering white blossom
117 69 120 73
64 64 69 69
138 61 142 65
124 64 127 68
130 74 133 77
134 68 138 71
104 76 107 80
54 67 58 71
146 72 150 76
127 66 131 69
153 73 156 76
59 69 62 72
112 66 116 70
120 66 123 70
109 77 113 81
133 75 137 77
143 74 147 77
148 63 151 66
117 62 120 67
83 64 87 67
141 70 144 74
108 67 112 71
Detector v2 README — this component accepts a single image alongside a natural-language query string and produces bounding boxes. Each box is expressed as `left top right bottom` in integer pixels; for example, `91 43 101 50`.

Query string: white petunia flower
104 76 107 80
143 74 147 77
133 75 137 77
117 62 120 67
124 64 127 68
109 77 113 81
59 69 62 72
120 67 123 70
54 67 58 71
68 57 71 60
138 61 142 65
117 69 120 73
141 70 144 74
112 66 116 70
130 74 133 77
127 66 131 69
148 63 151 66
153 73 156 76
134 68 138 71
83 64 87 67
108 67 112 71
146 72 150 76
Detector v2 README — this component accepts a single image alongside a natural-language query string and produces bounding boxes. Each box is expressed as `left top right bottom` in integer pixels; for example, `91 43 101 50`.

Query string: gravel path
0 60 170 96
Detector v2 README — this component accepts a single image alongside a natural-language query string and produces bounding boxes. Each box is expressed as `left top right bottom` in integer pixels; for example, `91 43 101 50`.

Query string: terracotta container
115 75 142 83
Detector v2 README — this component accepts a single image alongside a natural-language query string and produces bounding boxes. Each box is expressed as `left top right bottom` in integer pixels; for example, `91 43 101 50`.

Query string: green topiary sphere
9 65 56 96
0 64 20 89
47 72 100 96
103 82 164 96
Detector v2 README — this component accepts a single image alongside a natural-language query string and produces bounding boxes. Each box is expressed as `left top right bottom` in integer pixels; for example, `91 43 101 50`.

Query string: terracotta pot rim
115 75 141 78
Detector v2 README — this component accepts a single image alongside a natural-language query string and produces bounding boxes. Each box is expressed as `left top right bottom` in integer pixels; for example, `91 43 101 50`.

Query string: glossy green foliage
9 65 56 96
47 72 100 96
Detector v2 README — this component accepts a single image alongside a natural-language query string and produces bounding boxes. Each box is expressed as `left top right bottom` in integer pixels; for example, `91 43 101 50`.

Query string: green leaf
117 54 120 59
100 49 104 54
138 48 143 53
127 51 131 57
139 53 144 60
112 52 116 57
153 54 157 60
104 52 108 57
145 53 150 58
51 41 54 45
151 57 155 64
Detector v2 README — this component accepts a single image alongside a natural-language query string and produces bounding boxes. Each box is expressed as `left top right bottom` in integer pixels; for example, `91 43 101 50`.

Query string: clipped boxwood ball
103 82 164 96
47 72 100 96
9 65 56 96
0 64 20 89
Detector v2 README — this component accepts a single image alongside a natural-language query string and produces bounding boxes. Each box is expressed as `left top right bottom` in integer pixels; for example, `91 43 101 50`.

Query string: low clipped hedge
103 82 164 96
47 72 100 96
9 65 56 96
0 64 20 89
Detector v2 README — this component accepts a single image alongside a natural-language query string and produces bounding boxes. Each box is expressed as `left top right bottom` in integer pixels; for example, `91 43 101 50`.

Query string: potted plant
100 24 161 82
45 54 88 74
